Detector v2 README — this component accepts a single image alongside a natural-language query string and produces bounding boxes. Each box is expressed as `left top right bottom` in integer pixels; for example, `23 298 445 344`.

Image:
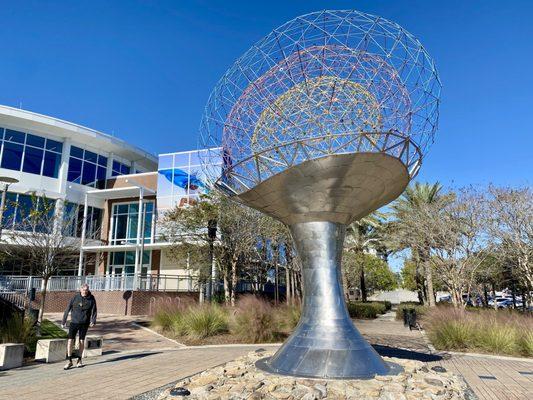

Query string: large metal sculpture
200 9 441 378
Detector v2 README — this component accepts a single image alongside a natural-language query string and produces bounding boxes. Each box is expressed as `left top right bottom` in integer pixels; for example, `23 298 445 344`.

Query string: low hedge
347 301 389 319
375 300 392 311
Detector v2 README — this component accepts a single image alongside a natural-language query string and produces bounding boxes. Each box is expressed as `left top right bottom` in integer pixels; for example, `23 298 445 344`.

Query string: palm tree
390 182 448 307
344 213 387 302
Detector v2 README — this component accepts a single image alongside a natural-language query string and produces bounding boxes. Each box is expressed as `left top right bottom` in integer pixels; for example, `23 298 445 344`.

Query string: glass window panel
96 166 107 189
76 206 84 237
142 251 150 264
26 134 45 148
114 214 128 241
117 204 128 214
42 151 61 178
81 162 96 185
158 154 173 170
127 216 138 242
129 203 139 213
45 139 63 153
63 202 77 236
70 146 84 159
1 142 23 171
145 202 154 212
172 153 190 167
143 216 152 242
124 265 134 274
4 129 25 144
189 151 202 167
125 252 135 265
113 251 125 265
15 194 35 227
97 154 107 166
22 146 44 174
2 192 17 228
67 157 82 183
112 160 121 176
29 148 46 175
121 164 130 174
84 150 97 163
0 127 4 140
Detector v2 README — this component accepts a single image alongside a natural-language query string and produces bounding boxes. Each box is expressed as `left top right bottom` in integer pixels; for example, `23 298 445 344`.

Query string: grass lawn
27 319 68 354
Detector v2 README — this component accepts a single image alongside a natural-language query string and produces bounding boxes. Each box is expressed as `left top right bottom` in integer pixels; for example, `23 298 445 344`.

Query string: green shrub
373 300 392 311
231 295 280 343
182 305 228 339
0 314 36 352
368 302 387 314
347 302 378 319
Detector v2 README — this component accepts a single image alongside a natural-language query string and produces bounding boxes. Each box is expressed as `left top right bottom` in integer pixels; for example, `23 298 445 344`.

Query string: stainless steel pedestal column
257 221 399 378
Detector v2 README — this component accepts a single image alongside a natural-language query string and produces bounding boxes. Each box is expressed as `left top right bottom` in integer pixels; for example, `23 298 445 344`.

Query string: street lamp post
0 177 19 239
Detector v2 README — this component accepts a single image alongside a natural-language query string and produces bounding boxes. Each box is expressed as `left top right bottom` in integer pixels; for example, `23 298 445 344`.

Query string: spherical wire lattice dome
199 9 441 196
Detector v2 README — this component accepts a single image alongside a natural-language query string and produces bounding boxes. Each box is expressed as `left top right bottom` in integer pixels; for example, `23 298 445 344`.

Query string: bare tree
162 192 264 306
161 195 219 301
487 186 532 304
0 195 85 324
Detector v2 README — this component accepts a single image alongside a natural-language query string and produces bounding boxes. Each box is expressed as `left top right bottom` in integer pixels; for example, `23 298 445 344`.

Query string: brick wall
35 290 198 316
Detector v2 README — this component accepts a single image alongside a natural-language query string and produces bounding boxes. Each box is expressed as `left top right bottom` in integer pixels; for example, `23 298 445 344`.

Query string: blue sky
0 0 531 189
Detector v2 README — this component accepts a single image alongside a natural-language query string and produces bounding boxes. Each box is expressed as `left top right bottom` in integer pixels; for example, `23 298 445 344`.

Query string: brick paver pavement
45 313 183 353
0 345 279 400
427 354 533 400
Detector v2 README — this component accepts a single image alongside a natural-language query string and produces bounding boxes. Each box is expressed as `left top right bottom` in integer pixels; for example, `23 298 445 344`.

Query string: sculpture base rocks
157 349 471 400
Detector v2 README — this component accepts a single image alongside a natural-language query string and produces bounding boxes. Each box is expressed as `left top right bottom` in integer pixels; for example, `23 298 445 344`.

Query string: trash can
403 308 417 330
26 308 39 322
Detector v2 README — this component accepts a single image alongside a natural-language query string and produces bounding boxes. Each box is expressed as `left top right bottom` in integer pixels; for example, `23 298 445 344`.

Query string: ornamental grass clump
278 301 302 331
425 309 473 350
422 306 533 357
151 301 186 332
231 295 280 343
0 314 36 352
182 304 229 339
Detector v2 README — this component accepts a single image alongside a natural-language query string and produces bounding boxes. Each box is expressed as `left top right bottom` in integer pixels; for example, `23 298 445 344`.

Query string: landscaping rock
157 350 471 400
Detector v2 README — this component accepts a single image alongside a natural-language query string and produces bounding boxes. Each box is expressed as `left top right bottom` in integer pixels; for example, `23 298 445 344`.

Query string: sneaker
76 358 83 368
63 360 73 370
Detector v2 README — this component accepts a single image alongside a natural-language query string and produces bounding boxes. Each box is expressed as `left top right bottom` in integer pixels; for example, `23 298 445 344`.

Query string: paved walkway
0 345 278 400
45 313 183 353
0 311 531 399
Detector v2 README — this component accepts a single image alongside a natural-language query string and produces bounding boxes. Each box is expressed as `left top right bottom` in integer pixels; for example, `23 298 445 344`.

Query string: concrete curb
130 322 187 348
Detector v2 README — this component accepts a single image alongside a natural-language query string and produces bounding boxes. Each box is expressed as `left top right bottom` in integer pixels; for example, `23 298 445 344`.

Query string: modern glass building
0 104 156 275
0 104 223 292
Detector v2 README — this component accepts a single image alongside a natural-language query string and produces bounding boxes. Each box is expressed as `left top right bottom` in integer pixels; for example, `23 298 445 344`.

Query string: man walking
61 283 97 369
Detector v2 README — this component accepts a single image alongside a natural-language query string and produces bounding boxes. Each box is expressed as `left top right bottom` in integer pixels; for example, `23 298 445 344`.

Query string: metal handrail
0 274 197 292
